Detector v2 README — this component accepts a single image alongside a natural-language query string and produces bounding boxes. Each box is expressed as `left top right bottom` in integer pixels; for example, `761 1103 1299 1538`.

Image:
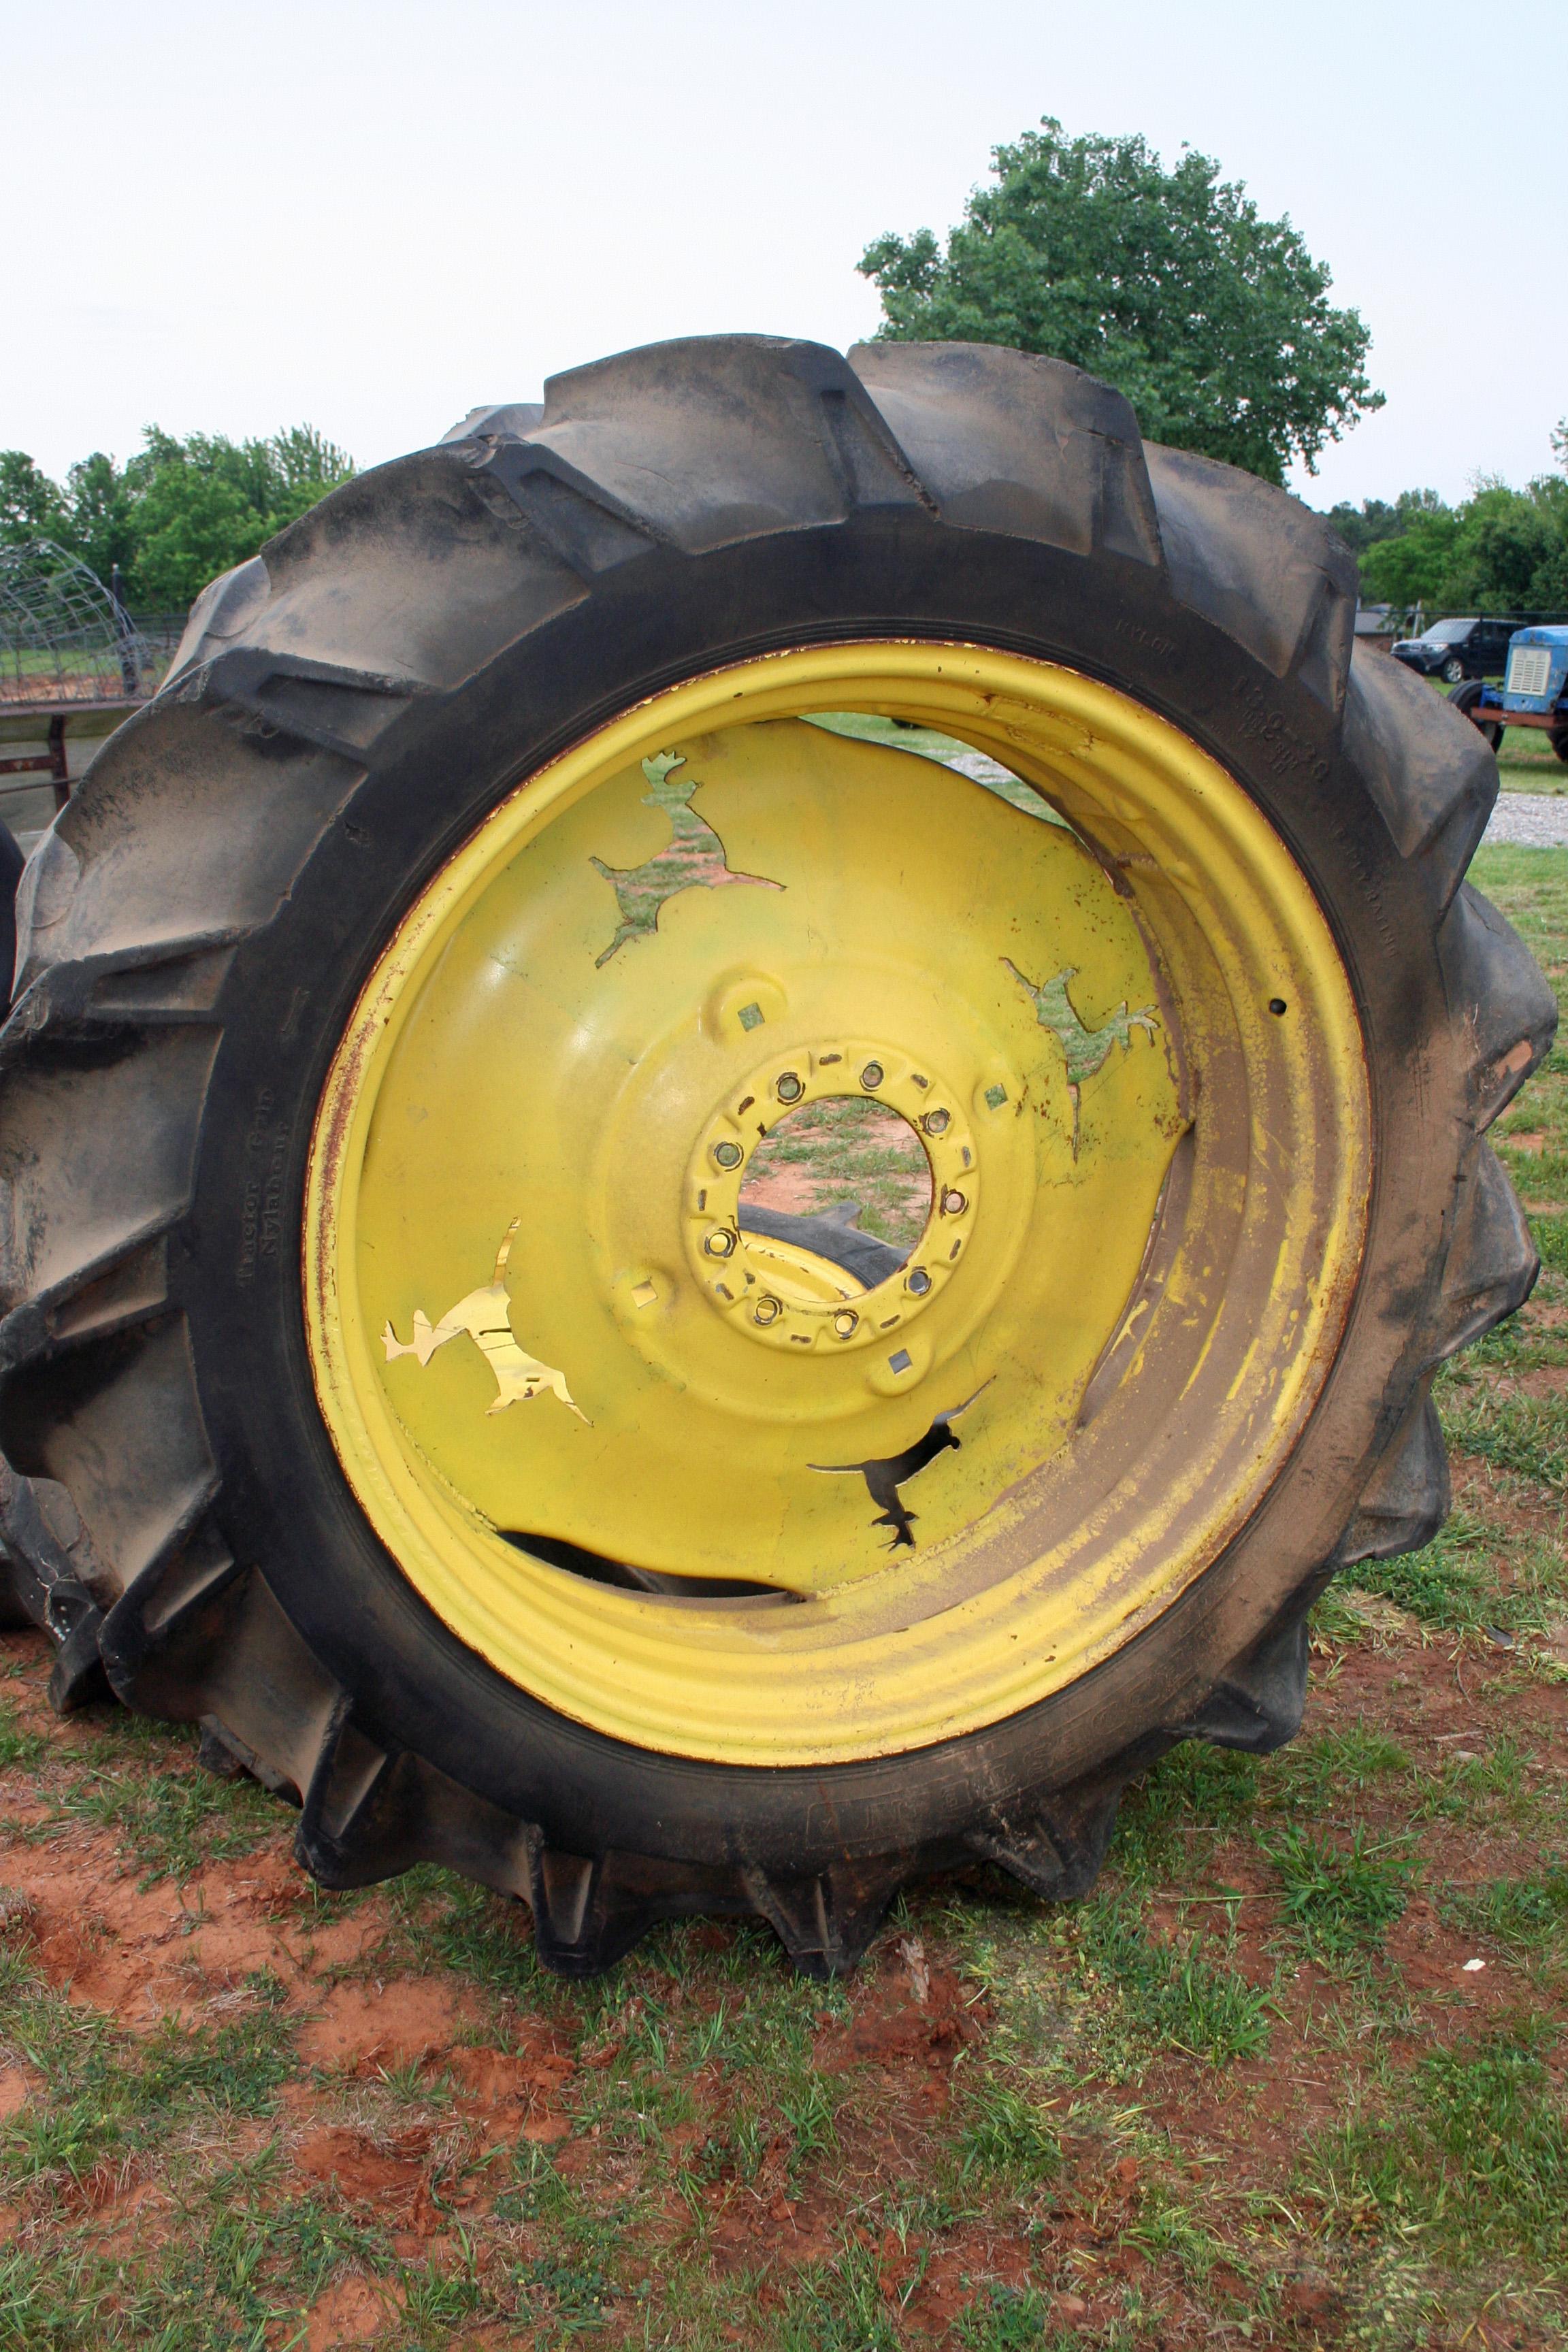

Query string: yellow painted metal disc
304 644 1369 1765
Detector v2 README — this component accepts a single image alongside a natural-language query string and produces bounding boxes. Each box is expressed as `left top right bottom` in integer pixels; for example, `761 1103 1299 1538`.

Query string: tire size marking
238 1088 292 1285
1230 674 1330 787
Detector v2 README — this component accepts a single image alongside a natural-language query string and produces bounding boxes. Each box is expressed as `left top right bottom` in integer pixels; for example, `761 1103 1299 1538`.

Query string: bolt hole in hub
306 645 1369 1765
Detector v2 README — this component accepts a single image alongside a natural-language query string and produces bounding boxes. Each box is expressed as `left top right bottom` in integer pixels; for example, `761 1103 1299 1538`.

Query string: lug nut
775 1070 804 1103
753 1296 781 1326
860 1061 884 1090
942 1189 968 1216
704 1228 737 1258
922 1108 951 1136
713 1139 743 1169
906 1268 932 1296
833 1309 859 1337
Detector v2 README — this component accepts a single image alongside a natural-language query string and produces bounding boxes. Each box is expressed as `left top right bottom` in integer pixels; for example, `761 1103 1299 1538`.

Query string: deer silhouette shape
382 1219 588 1421
1004 960 1159 1081
589 751 781 966
1004 960 1159 1158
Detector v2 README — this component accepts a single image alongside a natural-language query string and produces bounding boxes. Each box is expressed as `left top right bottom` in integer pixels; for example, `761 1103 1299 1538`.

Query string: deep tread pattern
0 1033 217 1346
529 336 928 553
1434 1141 1539 1361
1173 1603 1315 1753
171 451 585 695
0 1320 218 1596
1331 1387 1451 1569
440 401 545 446
1143 444 1358 713
741 1858 908 1979
1341 646 1496 907
102 1559 340 1802
0 1463 112 1710
190 649 424 763
477 451 661 579
12 704 365 994
1439 885 1560 1129
963 1765 1130 1901
850 342 1159 563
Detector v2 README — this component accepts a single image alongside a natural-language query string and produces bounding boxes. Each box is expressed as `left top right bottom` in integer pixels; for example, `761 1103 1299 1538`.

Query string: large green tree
0 424 353 609
859 120 1382 485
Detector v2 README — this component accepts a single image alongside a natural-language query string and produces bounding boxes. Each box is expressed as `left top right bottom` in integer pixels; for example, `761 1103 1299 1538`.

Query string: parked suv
1391 616 1516 683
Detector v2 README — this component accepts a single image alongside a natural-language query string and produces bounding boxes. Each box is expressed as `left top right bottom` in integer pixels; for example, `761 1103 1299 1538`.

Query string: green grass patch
0 1963 295 2188
1113 1742 1262 1884
1443 1865 1568 1957
953 2285 1066 2347
1350 1507 1567 1644
1437 1366 1568 1494
44 1746 280 1885
1264 1825 1416 1961
992 1891 1279 2079
0 1700 46 1776
1306 2025 1568 2270
956 2074 1061 2185
1269 1725 1411 1810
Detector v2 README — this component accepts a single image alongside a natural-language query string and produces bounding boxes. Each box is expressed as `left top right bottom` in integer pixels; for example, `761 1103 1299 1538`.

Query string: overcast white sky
7 0 1563 513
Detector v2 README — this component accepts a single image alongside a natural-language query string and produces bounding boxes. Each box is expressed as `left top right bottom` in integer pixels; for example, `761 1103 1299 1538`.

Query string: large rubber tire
1449 677 1504 753
0 338 1552 1976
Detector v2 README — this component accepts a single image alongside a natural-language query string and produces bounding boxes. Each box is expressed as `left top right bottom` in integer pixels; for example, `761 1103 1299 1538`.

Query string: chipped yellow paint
303 643 1370 1765
381 1219 589 1421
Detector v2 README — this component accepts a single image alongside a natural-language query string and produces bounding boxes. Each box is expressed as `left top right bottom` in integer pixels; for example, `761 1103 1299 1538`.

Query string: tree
0 451 69 548
0 426 353 610
1326 489 1445 562
859 120 1382 485
128 425 353 608
1360 503 1460 608
61 451 142 588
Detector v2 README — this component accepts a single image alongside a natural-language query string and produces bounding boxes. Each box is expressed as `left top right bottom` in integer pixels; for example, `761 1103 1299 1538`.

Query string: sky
6 0 1564 514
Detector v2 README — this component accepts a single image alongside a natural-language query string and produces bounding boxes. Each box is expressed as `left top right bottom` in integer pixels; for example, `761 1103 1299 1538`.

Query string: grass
1498 728 1568 795
1305 2024 1568 2269
1264 1825 1417 1963
741 1092 932 1252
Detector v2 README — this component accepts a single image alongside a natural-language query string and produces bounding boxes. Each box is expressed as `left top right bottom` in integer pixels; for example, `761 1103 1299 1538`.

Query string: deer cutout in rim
1004 960 1159 1159
382 1219 589 1421
589 751 781 966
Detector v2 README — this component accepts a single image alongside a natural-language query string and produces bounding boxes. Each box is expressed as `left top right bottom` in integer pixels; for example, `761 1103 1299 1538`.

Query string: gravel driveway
1485 794 1568 848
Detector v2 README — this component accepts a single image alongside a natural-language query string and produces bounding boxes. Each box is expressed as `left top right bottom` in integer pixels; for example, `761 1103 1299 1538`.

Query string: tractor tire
1552 724 1568 768
0 337 1552 1977
1448 677 1505 753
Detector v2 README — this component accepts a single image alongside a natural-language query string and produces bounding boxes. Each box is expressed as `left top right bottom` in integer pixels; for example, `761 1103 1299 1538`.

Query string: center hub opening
738 1094 932 1269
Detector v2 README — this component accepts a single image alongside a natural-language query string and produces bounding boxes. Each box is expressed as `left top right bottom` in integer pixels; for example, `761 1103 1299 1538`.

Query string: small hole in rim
1268 998 1288 1017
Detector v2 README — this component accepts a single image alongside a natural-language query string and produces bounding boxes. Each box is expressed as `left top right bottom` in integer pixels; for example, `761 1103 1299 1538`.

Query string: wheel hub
684 1040 978 1367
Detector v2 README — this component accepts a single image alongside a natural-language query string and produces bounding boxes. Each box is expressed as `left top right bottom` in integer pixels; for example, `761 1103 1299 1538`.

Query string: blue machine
1452 623 1568 762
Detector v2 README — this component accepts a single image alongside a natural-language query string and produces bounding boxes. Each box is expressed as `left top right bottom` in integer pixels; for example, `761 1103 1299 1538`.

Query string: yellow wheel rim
304 643 1370 1765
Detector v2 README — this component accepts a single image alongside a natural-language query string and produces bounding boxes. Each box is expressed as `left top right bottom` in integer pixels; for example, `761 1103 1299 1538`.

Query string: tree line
1326 445 1568 615
0 426 354 611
